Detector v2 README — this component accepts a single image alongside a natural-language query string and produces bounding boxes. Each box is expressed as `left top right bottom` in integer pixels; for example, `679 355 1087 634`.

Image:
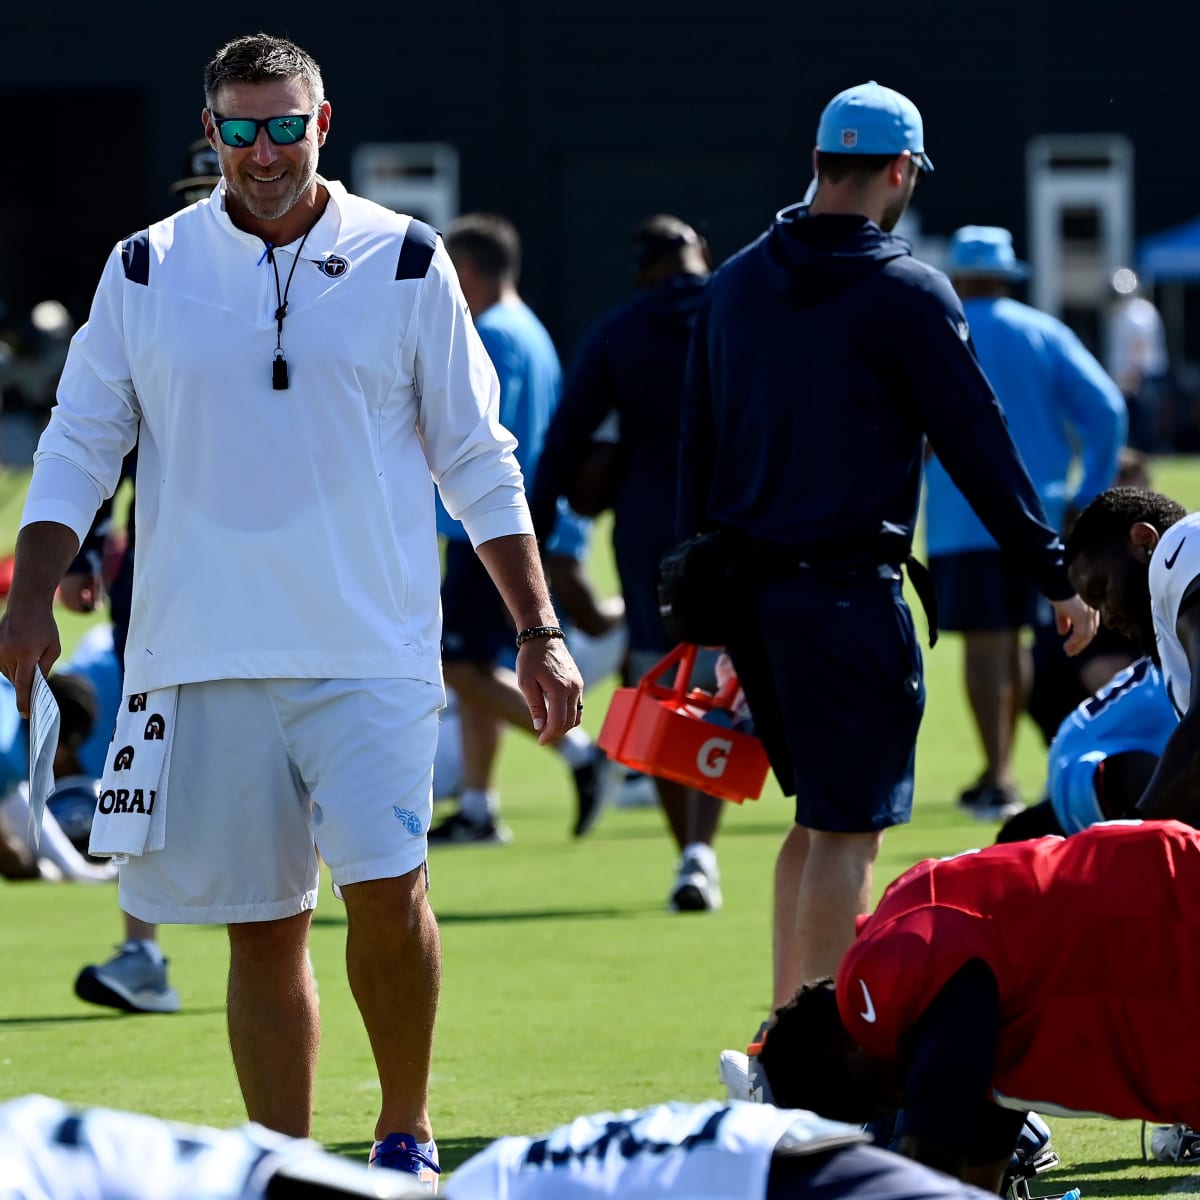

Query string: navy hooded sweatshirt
677 207 1073 601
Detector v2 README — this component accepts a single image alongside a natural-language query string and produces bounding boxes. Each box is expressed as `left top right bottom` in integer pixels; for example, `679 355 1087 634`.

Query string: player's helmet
45 775 101 859
1004 1113 1062 1200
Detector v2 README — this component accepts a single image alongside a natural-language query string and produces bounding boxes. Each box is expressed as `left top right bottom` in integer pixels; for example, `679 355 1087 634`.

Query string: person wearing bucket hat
679 83 1099 1036
925 226 1126 824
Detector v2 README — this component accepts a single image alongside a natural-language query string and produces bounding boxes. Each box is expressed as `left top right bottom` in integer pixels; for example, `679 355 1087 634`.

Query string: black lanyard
264 224 314 390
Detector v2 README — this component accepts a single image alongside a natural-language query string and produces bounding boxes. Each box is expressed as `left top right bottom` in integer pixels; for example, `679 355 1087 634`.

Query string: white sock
124 938 165 966
681 842 718 875
460 788 498 824
557 727 594 770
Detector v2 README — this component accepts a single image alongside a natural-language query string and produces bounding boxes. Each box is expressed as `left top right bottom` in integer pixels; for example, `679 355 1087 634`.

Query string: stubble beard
230 158 317 223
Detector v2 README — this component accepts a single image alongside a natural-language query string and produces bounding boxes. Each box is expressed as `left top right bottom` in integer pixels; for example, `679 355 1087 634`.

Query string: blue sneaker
369 1133 441 1191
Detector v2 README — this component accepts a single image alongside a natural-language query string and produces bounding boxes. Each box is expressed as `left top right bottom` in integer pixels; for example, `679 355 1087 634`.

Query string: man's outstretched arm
1136 587 1200 822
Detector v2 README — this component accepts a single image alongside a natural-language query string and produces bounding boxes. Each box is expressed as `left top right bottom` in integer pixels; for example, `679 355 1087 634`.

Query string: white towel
89 687 178 858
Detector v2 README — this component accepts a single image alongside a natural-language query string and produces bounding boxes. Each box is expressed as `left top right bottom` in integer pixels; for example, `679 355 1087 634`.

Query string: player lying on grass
751 819 1200 1194
3 1092 999 1200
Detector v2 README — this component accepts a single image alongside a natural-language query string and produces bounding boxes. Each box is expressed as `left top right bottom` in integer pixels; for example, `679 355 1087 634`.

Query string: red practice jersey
838 820 1200 1123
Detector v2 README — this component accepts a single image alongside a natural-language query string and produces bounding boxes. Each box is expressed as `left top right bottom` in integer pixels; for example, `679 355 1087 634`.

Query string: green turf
2 461 1200 1195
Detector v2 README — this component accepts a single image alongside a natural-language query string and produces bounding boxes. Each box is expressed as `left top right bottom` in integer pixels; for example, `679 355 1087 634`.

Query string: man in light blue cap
681 82 1098 1037
816 80 933 174
925 225 1127 822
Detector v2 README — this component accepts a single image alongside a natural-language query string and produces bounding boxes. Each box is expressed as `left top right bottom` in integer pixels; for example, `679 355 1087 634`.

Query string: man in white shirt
0 32 583 1189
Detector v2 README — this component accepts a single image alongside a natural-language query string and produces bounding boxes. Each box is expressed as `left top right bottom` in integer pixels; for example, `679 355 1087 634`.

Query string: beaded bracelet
515 624 566 648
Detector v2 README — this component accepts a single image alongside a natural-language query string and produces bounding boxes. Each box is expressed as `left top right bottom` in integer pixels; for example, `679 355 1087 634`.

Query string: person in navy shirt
530 215 729 912
678 81 1097 1019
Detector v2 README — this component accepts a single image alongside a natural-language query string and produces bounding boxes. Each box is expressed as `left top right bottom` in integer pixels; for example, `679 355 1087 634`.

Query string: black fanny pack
658 529 938 648
656 529 748 647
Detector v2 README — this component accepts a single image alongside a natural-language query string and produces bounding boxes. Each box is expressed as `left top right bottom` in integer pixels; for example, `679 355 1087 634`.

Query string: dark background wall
3 0 1194 359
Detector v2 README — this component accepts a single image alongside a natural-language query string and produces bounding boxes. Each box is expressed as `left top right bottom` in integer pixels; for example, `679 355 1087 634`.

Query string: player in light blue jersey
996 655 1175 842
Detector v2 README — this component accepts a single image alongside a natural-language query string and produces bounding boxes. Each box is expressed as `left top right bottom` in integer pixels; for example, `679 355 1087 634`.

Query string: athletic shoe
1150 1123 1200 1162
669 844 722 912
957 779 1025 822
571 746 618 838
74 942 180 1014
616 770 658 809
718 1049 755 1101
369 1133 441 1191
427 810 511 845
718 1022 772 1103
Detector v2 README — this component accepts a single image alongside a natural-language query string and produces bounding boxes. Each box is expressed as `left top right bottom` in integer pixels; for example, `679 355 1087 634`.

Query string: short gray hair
204 33 325 109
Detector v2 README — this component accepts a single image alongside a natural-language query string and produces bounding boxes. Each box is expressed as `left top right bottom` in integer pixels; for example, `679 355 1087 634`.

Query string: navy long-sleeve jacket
678 207 1073 601
531 274 708 597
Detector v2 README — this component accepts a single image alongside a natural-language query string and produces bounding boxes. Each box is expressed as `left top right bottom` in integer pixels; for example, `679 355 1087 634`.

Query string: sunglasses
209 109 317 148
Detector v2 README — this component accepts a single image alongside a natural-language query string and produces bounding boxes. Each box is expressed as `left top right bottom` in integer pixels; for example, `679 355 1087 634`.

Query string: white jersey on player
0 1094 318 1200
447 1100 865 1200
1149 511 1200 718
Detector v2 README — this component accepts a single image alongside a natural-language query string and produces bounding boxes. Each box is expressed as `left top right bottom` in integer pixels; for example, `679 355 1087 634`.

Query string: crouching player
752 820 1200 1193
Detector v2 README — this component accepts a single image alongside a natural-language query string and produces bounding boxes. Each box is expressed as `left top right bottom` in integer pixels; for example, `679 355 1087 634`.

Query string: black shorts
727 570 925 832
440 539 514 664
928 550 1039 633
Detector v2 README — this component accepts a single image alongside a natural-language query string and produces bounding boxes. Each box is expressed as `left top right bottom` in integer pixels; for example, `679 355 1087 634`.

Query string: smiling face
1067 536 1158 661
203 76 330 240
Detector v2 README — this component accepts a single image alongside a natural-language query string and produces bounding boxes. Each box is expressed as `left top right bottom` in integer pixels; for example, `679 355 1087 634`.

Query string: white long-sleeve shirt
23 179 531 694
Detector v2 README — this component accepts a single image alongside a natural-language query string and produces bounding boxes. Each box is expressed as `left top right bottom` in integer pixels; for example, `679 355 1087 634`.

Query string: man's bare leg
963 630 1023 789
227 909 318 1136
772 824 810 1010
342 867 441 1143
655 777 723 853
793 828 882 987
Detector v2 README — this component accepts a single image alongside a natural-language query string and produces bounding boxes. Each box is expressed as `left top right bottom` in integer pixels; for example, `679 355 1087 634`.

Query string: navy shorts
441 539 514 664
727 571 925 832
928 550 1039 633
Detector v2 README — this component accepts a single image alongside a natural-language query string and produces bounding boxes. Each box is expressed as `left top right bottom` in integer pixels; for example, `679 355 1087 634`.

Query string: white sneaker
74 942 180 1014
669 843 722 912
718 1050 755 1101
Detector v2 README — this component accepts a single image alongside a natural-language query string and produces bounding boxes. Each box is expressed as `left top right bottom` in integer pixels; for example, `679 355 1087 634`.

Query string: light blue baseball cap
816 80 933 172
946 226 1030 280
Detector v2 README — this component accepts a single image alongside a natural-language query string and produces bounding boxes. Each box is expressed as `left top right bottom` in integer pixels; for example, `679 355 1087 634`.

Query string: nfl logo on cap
816 80 933 172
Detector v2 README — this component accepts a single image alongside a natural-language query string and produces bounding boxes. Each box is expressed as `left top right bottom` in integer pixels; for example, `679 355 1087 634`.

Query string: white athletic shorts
118 677 442 925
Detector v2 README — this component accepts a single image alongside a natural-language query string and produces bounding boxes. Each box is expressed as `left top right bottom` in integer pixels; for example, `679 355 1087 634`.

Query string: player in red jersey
753 819 1200 1192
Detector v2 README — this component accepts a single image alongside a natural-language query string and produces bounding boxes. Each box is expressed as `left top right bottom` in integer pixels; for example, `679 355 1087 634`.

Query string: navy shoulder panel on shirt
120 230 150 286
395 219 439 281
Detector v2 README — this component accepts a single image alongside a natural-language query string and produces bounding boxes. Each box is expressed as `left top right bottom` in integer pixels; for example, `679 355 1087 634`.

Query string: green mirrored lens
219 120 259 148
267 116 306 144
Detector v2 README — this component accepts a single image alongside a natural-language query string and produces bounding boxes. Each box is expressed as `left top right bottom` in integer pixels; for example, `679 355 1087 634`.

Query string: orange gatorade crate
598 643 769 803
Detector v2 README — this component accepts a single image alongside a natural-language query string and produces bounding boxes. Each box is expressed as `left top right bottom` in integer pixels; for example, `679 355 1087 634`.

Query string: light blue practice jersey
925 297 1126 556
441 298 562 542
1047 657 1176 833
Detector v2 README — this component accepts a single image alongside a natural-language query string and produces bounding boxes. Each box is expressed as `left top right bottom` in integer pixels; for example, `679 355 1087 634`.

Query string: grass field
2 462 1200 1196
